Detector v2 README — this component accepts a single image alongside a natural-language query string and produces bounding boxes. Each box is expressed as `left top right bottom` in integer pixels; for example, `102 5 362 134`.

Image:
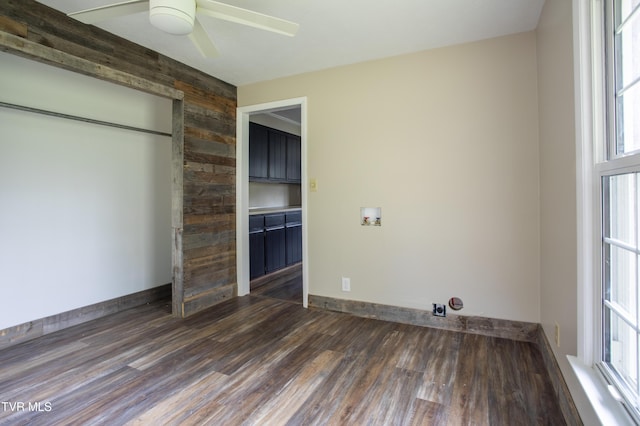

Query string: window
611 0 640 157
598 0 640 420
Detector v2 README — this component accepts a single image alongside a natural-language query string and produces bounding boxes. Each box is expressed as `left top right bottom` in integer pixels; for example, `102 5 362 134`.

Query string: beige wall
240 32 541 323
537 0 596 422
537 0 577 364
242 7 596 419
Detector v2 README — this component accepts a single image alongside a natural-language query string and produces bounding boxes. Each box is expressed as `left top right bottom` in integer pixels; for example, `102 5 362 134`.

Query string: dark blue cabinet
286 212 302 265
249 123 269 180
286 134 301 182
268 131 287 181
250 211 302 279
264 213 286 272
249 215 266 279
249 122 301 183
250 231 266 279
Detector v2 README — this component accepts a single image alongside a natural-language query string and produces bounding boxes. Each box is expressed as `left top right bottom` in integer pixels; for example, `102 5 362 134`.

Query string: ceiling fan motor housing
149 0 196 35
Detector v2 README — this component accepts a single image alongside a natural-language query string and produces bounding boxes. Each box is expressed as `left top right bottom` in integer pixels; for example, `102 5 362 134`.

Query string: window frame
592 0 640 422
597 169 640 423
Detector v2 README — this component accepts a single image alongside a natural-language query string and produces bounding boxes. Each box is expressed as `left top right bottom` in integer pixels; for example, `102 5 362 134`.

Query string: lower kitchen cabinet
286 225 302 265
249 231 266 279
249 215 266 279
286 211 302 265
265 226 286 272
250 211 302 278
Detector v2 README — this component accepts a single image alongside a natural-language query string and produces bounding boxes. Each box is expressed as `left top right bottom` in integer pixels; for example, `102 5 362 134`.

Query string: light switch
310 178 318 192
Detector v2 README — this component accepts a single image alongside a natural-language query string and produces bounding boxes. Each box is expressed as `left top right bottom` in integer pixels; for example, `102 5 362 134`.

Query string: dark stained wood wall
0 0 237 318
178 82 237 315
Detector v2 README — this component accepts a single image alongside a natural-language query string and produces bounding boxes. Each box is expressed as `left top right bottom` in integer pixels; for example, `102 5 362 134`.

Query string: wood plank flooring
251 275 303 304
0 296 565 425
251 264 303 304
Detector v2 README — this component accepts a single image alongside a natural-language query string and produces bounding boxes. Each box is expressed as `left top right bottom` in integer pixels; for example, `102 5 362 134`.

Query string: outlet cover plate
433 303 446 317
341 277 351 292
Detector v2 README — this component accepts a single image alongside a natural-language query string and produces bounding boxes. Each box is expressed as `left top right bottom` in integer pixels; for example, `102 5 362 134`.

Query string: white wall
240 32 541 323
0 52 172 330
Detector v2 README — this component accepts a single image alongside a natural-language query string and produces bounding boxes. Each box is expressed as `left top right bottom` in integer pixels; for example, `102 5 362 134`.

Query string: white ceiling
37 0 545 87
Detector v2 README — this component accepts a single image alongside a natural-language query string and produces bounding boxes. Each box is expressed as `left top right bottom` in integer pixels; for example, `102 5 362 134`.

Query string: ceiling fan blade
189 16 219 58
196 0 299 37
68 0 149 24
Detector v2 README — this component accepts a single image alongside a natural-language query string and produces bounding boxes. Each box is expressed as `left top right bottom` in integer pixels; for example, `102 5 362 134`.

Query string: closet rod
0 101 172 138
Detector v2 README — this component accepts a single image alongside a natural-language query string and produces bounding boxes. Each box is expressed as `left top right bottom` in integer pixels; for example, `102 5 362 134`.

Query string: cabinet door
249 123 269 180
286 134 301 182
268 130 287 181
285 211 302 224
286 224 302 265
249 214 264 231
249 230 265 279
265 227 286 272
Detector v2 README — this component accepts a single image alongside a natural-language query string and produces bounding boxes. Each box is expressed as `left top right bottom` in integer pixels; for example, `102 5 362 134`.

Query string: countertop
249 206 302 215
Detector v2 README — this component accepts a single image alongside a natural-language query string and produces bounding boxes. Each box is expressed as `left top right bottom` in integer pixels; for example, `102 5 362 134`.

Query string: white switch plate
310 178 318 192
341 277 351 291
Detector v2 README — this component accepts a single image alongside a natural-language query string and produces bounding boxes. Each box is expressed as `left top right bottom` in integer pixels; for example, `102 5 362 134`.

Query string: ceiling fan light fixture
67 0 299 60
149 0 195 35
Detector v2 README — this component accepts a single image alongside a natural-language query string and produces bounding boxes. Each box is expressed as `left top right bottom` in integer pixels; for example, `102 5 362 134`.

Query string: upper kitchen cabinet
249 122 269 180
286 134 301 182
249 122 301 183
268 130 287 181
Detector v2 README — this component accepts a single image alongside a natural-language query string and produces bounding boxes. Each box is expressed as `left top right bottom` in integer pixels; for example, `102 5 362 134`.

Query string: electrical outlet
433 303 446 317
341 277 351 292
555 323 560 347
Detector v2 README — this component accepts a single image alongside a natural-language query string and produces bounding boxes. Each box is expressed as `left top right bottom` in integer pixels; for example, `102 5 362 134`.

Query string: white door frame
236 97 308 307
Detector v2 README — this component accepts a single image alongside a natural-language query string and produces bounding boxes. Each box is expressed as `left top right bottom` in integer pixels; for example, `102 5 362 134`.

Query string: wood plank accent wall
179 81 237 315
0 0 237 318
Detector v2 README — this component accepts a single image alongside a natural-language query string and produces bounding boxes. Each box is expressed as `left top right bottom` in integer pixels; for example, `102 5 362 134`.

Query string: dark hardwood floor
0 295 565 425
251 263 303 304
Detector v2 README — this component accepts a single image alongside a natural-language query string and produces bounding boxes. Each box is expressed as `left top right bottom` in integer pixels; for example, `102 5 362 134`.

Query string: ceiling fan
67 0 300 58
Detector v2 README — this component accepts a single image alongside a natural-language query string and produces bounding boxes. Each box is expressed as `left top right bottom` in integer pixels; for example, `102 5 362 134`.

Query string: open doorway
236 98 308 307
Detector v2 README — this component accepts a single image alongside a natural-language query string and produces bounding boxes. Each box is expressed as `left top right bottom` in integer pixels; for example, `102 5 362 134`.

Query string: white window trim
574 0 640 424
575 0 597 368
